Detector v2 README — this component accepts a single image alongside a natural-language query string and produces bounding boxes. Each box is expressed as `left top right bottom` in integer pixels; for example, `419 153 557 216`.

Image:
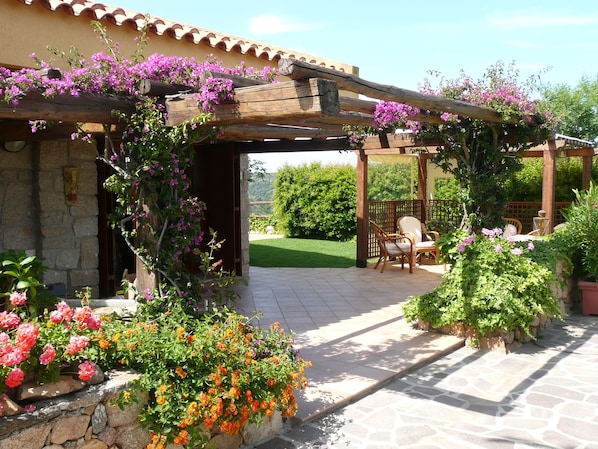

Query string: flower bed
0 370 283 449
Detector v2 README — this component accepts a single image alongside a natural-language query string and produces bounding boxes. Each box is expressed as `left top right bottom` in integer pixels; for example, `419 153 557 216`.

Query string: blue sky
113 0 598 171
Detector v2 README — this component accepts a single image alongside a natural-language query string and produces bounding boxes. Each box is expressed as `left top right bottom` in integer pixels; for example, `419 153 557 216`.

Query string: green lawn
249 237 356 268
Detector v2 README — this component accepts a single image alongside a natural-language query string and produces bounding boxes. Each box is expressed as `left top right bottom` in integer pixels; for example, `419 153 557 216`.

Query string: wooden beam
200 71 268 88
279 59 514 124
138 79 195 96
165 78 341 126
356 149 369 267
0 91 134 123
219 125 347 141
542 139 557 233
238 137 348 153
0 120 120 140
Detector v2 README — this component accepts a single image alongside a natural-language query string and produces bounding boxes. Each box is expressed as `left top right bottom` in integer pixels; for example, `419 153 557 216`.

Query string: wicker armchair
369 220 414 273
397 216 440 264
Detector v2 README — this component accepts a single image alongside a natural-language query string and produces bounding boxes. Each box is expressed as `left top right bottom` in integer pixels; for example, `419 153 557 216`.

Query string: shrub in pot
561 181 598 314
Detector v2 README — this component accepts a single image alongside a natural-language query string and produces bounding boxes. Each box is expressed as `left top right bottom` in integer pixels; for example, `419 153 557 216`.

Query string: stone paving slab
254 315 598 449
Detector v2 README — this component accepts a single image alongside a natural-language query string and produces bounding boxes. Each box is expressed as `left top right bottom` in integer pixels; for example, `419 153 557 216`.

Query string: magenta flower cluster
0 51 277 115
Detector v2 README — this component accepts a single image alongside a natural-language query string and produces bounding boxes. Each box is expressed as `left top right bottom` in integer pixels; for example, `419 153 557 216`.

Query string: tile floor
233 261 464 423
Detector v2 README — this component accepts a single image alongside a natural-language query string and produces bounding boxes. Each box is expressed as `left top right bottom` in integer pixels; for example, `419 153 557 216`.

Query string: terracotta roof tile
19 0 353 72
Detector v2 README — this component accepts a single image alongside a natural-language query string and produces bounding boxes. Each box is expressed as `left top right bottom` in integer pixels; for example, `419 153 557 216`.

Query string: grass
249 237 356 268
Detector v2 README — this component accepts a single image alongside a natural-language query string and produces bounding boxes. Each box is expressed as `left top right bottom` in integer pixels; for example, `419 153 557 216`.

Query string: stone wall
239 153 250 277
0 371 283 449
0 139 100 297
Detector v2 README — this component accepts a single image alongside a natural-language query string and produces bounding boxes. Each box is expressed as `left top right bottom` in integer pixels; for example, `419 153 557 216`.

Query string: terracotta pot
579 281 598 315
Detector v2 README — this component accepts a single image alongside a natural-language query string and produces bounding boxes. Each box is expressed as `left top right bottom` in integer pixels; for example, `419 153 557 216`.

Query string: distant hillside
249 173 275 215
249 172 275 202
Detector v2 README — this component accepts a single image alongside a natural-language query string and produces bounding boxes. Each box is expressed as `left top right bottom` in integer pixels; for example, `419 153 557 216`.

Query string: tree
367 162 414 200
542 76 598 143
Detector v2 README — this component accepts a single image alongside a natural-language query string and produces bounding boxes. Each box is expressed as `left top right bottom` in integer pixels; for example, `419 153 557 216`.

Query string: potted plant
562 181 598 314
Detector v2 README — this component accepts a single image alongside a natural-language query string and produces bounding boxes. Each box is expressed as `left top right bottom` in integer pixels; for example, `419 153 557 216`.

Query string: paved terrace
233 261 463 424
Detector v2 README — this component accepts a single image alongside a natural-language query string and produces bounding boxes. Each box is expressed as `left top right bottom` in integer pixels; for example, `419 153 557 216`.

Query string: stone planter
417 314 551 354
0 370 283 449
579 280 598 315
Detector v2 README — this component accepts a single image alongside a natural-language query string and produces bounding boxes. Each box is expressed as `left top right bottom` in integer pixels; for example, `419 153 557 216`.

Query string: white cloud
489 14 598 28
249 14 316 35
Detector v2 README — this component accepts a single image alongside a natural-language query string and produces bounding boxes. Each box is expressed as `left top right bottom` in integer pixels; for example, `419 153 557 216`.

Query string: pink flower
78 361 96 381
5 368 25 388
9 291 27 307
15 323 39 352
66 335 90 355
511 248 523 256
494 245 503 253
528 242 535 251
0 311 21 330
457 244 466 252
39 344 56 365
56 301 74 321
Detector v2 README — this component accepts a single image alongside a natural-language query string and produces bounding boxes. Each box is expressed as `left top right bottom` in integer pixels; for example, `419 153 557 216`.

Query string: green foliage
403 229 562 339
541 75 598 142
0 251 57 317
249 216 278 233
433 177 461 201
367 162 414 200
562 181 598 280
504 157 596 202
273 163 357 241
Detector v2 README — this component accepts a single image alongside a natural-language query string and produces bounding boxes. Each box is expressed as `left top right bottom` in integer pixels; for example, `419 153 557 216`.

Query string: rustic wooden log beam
239 137 349 153
0 120 120 140
219 125 347 141
279 58 515 124
0 91 135 123
200 71 268 88
165 78 341 126
138 79 195 96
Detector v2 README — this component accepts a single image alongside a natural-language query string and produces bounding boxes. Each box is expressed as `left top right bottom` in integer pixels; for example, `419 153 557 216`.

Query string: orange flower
229 386 240 399
267 379 276 388
175 367 187 379
217 365 228 376
99 339 110 349
176 327 186 341
220 420 241 435
156 395 166 405
173 429 189 445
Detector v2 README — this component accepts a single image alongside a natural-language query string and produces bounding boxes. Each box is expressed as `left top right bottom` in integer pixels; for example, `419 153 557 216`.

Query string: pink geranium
0 311 21 330
65 335 90 355
39 344 56 365
9 291 27 307
5 368 25 388
15 323 39 352
78 361 96 381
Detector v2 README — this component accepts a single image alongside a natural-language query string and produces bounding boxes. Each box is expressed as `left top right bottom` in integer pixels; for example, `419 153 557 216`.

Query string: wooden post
582 153 593 190
542 139 557 233
356 148 369 268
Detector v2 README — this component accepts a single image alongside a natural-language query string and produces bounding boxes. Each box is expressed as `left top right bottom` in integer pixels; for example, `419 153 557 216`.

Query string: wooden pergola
1 59 595 269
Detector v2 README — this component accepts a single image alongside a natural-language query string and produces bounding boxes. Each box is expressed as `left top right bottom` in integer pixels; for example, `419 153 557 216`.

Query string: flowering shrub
96 308 309 448
352 62 558 231
0 291 104 397
403 228 561 338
